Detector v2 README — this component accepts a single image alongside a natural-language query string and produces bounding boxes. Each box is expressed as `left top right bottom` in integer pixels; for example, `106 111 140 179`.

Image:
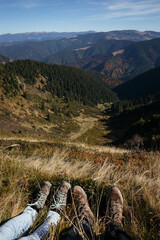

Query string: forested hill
44 40 133 65
114 66 160 99
0 55 10 64
73 38 160 82
0 60 118 105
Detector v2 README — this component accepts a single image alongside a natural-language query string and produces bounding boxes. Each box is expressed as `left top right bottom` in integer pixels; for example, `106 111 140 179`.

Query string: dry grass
0 145 160 239
0 136 129 154
0 154 29 221
66 142 129 154
67 114 97 142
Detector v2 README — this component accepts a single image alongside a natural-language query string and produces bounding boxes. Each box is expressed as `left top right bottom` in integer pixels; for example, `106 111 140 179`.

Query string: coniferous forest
0 60 118 105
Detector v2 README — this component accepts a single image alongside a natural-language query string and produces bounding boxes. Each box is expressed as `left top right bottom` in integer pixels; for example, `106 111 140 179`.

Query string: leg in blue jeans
19 210 60 240
0 206 37 240
0 181 52 240
0 208 61 240
0 180 71 240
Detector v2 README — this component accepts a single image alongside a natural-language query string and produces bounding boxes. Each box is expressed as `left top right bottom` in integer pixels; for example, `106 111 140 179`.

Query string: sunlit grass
0 141 160 239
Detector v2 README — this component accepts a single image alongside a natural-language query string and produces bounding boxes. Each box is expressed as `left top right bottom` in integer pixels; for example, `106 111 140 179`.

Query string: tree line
0 60 118 105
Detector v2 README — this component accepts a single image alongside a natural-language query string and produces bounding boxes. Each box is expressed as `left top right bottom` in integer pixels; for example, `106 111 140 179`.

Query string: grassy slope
0 139 160 240
114 66 160 99
0 98 160 239
107 100 160 149
0 65 160 239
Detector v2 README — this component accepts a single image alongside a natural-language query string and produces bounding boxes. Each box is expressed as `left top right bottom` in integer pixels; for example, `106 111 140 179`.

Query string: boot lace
28 189 47 207
50 191 66 210
110 201 121 220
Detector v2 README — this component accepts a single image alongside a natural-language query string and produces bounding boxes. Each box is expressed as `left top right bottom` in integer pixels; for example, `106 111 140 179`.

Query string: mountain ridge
0 30 160 43
0 31 96 43
44 39 133 65
0 32 160 86
71 38 160 82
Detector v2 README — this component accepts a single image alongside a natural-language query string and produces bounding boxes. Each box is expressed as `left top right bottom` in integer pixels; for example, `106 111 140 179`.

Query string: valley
0 30 160 240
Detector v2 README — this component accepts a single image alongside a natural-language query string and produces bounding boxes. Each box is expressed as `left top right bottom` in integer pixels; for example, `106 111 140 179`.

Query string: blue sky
0 0 160 34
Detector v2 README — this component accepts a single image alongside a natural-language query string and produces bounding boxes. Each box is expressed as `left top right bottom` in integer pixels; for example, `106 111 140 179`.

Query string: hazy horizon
0 0 160 35
1 29 160 36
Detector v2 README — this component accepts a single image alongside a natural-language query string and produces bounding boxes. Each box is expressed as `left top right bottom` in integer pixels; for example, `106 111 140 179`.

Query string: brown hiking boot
50 181 71 213
72 186 95 226
28 181 52 210
108 186 123 228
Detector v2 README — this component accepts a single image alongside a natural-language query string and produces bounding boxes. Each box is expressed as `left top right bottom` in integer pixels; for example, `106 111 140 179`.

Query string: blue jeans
0 206 60 240
0 208 132 240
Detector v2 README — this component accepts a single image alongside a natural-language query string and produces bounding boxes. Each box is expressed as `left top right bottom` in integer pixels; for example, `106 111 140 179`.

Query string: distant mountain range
0 31 96 43
0 30 160 84
0 30 160 43
104 30 160 41
0 33 134 61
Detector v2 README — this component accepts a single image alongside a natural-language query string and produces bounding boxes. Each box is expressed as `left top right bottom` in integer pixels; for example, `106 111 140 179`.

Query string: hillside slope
110 98 160 148
0 134 160 240
0 60 117 138
0 55 11 64
0 60 117 105
114 66 160 99
0 39 76 60
109 64 160 149
73 38 160 82
45 40 133 65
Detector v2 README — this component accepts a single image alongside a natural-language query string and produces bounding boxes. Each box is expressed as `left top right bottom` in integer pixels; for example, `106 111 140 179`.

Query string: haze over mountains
0 30 160 85
0 30 160 43
0 31 96 43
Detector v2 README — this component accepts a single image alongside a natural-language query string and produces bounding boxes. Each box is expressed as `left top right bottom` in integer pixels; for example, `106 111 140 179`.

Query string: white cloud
107 0 160 11
86 0 160 21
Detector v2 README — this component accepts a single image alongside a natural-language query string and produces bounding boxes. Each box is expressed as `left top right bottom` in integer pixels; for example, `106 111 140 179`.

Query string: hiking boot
108 186 123 228
72 186 95 226
50 181 71 213
28 181 52 210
